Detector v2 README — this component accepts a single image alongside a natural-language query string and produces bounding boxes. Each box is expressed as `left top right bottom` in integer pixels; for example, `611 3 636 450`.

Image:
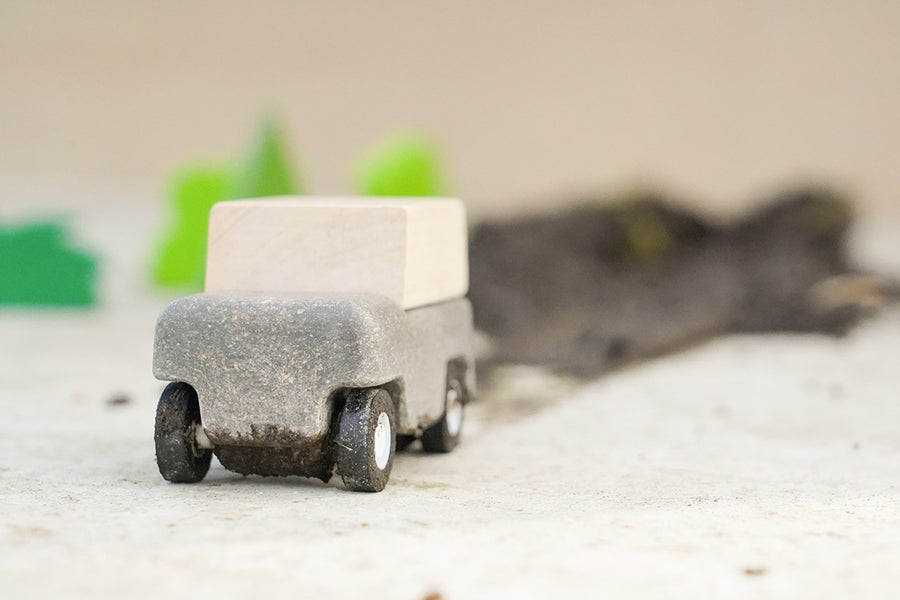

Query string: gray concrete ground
2 181 899 598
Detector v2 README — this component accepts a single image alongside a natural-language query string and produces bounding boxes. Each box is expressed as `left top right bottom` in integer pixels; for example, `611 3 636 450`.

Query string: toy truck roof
205 196 468 309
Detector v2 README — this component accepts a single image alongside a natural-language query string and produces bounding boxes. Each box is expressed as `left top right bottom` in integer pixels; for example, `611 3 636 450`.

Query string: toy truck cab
152 197 474 492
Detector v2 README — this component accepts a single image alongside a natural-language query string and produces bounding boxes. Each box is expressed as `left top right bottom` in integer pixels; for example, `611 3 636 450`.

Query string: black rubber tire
154 382 212 483
395 434 416 452
334 388 395 492
421 376 465 453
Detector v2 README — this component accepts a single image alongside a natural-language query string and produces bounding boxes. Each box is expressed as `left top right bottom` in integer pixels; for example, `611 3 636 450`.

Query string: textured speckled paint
153 292 474 452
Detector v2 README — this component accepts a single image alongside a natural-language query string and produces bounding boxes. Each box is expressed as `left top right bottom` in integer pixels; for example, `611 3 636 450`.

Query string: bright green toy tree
355 135 445 197
152 165 231 289
152 117 300 290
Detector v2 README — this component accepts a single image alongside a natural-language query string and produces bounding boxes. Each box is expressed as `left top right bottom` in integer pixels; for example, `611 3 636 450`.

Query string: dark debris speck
106 394 132 407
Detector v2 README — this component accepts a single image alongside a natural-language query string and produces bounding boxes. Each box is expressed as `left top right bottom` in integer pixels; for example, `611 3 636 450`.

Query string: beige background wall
1 1 898 219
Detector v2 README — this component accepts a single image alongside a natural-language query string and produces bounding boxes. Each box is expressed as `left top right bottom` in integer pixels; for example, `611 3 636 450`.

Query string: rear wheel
334 388 396 492
395 434 416 452
422 376 465 453
154 382 212 483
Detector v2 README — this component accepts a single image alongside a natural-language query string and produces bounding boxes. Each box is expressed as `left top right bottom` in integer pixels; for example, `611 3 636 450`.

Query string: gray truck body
153 291 474 477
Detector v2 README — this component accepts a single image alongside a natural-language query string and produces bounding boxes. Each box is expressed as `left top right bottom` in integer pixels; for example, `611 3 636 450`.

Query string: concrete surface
2 180 900 598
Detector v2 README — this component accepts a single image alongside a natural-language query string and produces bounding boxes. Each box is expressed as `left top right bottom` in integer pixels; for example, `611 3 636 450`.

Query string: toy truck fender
153 292 474 447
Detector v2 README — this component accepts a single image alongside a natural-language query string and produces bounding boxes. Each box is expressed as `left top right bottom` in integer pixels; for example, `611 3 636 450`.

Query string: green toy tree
228 117 298 200
0 220 98 307
355 135 446 197
152 165 231 289
152 117 300 290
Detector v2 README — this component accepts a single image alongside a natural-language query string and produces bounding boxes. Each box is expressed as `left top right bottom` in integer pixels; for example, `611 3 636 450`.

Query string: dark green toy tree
0 221 98 307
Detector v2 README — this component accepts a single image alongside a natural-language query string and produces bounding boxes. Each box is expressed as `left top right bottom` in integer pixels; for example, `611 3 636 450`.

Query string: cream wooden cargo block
205 197 468 309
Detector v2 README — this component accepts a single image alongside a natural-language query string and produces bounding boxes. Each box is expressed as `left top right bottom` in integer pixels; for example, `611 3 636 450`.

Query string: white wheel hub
445 385 463 437
193 423 213 450
373 412 392 470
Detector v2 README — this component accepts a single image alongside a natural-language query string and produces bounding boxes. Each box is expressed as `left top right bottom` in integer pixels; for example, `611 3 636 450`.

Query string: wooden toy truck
153 197 475 492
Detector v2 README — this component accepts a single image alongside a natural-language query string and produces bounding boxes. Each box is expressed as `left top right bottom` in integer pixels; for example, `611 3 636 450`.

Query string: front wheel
334 388 396 492
154 382 212 483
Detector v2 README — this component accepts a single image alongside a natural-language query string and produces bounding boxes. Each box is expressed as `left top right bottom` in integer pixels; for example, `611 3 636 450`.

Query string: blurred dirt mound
469 188 893 378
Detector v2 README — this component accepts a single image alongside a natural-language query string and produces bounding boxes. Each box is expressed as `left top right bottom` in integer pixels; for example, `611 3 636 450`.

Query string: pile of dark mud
469 188 895 378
